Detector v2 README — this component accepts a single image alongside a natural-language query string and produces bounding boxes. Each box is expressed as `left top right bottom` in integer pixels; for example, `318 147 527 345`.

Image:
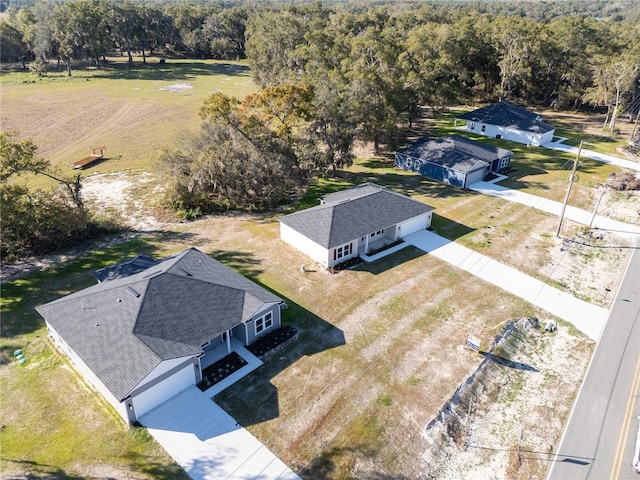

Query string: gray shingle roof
397 135 512 172
36 248 282 401
279 183 434 248
93 254 158 282
457 101 554 134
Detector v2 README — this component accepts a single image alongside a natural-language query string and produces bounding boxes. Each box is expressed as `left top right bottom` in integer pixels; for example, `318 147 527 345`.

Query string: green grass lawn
0 64 629 477
426 110 624 210
0 235 191 479
1 55 257 189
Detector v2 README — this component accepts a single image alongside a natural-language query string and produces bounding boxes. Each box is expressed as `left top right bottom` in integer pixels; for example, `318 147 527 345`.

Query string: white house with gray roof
279 183 434 268
36 247 285 424
455 100 555 146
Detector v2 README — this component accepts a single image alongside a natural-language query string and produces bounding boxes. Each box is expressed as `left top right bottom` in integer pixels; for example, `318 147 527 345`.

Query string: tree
587 57 639 132
107 1 142 68
0 21 25 64
50 0 106 75
163 89 324 213
491 16 534 100
1 133 90 260
137 4 173 63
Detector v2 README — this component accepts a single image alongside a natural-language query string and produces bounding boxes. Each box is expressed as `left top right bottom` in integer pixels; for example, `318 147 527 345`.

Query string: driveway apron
469 180 640 240
405 230 608 340
141 387 300 480
543 140 640 172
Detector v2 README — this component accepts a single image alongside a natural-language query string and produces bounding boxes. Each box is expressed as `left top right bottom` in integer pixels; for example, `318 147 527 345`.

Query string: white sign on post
465 334 481 352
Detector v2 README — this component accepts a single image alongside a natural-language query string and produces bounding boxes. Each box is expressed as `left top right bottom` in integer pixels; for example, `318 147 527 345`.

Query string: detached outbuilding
395 135 513 188
455 100 555 146
36 248 285 424
279 183 434 268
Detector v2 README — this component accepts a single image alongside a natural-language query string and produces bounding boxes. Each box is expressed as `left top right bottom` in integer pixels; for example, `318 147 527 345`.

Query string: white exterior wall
466 122 547 146
280 222 330 266
46 322 127 421
328 240 358 268
540 129 555 145
464 167 488 187
131 360 196 419
396 213 431 239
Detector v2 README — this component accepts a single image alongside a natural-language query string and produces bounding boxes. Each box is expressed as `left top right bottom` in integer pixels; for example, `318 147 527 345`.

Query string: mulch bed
331 256 364 272
246 325 298 357
197 351 247 391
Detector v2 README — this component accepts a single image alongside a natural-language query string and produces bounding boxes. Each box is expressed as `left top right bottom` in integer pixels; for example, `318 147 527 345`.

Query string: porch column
365 235 369 253
226 329 231 353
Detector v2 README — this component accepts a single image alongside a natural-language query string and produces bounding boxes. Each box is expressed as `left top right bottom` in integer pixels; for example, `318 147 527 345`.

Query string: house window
370 229 384 238
481 125 486 133
334 243 353 261
500 157 510 170
255 311 273 335
406 158 413 169
470 122 476 130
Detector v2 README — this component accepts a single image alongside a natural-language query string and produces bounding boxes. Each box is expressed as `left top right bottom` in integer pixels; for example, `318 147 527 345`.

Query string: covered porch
200 335 244 370
357 228 397 255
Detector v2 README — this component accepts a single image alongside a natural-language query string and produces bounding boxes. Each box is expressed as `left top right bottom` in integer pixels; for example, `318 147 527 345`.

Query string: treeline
0 0 250 73
2 1 638 110
2 1 640 219
0 133 119 261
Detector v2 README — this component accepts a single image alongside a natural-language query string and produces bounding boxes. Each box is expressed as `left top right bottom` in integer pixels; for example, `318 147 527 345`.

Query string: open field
1 58 637 478
1 56 256 187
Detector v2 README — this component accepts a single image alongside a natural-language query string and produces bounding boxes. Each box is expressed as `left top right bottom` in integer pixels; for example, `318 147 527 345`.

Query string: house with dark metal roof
36 247 285 423
394 135 513 188
279 183 434 268
455 100 555 146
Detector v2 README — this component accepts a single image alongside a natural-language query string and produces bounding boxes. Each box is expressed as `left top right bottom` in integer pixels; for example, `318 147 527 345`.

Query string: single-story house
455 100 555 146
36 247 285 424
279 183 434 268
395 135 513 188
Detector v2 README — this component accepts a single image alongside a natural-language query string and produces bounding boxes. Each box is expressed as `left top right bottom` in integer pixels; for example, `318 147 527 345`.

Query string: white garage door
398 215 428 238
465 168 486 187
132 364 195 418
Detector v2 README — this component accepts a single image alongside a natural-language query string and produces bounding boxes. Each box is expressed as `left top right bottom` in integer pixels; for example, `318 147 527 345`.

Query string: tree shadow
295 446 414 480
122 453 191 480
345 165 479 200
1 459 89 479
209 248 264 279
213 294 345 428
479 351 539 372
350 245 426 276
209 62 251 76
82 59 250 82
431 213 476 241
0 231 196 338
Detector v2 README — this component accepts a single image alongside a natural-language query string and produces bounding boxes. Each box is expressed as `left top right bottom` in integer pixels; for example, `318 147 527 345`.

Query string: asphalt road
547 238 640 480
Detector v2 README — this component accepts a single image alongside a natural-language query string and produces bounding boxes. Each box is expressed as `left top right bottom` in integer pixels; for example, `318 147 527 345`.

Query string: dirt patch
424 317 592 480
158 82 193 93
540 229 633 306
82 172 170 231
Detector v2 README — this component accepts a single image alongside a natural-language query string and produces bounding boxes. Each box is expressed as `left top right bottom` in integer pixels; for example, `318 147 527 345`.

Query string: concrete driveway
543 139 640 172
405 230 608 340
141 386 301 480
469 178 640 240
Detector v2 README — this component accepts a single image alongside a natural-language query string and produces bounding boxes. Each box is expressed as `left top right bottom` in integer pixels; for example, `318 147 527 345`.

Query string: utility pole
556 141 583 238
589 188 606 229
631 110 640 143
